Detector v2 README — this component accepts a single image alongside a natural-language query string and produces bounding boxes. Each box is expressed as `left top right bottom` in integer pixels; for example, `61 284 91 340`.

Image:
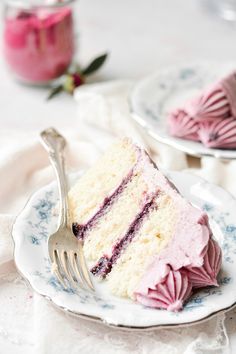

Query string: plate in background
131 62 236 160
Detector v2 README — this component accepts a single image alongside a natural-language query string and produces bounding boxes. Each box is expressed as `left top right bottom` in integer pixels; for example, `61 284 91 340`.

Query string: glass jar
3 0 76 85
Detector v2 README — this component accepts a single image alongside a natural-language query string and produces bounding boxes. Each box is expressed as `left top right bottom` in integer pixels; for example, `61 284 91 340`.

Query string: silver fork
40 127 94 292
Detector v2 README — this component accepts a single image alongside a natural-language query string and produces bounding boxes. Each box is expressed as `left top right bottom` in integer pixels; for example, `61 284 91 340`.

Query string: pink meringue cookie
168 109 199 141
198 117 236 148
136 266 192 312
168 71 236 149
184 72 236 121
220 71 236 118
187 238 222 288
184 86 230 121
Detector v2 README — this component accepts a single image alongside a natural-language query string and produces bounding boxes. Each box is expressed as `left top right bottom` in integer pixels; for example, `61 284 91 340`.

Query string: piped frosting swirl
136 265 192 312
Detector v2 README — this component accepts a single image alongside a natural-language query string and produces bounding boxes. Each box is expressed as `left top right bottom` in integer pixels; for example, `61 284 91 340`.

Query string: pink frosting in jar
3 6 74 83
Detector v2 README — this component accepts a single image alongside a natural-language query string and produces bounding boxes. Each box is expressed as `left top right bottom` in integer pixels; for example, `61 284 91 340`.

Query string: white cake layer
83 172 150 261
68 138 137 225
107 194 177 299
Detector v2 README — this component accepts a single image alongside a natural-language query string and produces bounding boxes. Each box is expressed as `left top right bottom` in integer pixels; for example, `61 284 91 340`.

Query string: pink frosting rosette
135 263 192 312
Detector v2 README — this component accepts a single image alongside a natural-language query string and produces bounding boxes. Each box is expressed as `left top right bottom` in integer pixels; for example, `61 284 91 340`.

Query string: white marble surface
0 0 236 352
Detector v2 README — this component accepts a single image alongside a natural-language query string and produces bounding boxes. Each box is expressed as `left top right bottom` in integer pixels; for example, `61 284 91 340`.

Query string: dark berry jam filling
72 170 134 240
90 194 159 278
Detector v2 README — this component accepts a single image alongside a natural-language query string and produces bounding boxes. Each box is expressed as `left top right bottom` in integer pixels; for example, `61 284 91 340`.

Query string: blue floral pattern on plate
27 191 56 245
12 172 236 328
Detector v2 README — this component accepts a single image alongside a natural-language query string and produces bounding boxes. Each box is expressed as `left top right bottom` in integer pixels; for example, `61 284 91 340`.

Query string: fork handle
40 128 69 228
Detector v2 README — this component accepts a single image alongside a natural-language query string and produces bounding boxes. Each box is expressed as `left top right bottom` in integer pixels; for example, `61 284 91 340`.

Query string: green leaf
81 53 108 76
47 85 63 100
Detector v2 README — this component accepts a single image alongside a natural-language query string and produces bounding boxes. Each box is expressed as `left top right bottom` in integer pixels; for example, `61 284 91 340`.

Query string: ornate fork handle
40 127 69 229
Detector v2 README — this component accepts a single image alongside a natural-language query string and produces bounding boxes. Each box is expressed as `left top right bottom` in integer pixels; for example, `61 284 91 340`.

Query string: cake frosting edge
134 207 222 311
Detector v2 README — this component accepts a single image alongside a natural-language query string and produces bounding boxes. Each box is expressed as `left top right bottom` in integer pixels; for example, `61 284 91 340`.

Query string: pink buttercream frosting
135 191 222 311
168 71 236 149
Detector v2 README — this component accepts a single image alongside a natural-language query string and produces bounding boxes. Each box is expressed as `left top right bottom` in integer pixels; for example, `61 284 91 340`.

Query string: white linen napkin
0 80 235 353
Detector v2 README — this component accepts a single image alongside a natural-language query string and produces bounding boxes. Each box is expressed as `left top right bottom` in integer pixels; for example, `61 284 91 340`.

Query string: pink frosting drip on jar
3 6 74 83
168 71 236 149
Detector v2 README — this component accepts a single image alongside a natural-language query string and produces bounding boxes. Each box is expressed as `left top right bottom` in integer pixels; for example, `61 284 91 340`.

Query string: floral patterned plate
131 62 236 160
12 171 236 329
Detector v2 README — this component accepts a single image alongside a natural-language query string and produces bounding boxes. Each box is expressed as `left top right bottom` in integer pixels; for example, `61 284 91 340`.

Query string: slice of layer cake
68 138 222 311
